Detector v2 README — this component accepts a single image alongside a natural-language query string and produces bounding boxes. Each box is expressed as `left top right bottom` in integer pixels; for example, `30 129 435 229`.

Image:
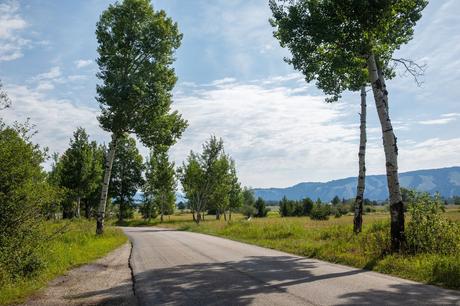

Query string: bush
302 197 314 215
139 199 158 220
254 197 269 217
405 191 460 255
310 204 331 220
0 122 55 284
240 204 257 218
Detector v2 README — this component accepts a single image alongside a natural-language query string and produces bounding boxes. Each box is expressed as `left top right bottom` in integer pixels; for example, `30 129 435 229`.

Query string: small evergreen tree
255 197 269 218
302 197 314 216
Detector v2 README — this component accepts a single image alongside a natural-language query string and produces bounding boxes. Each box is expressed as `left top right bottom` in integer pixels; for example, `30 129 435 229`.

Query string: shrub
254 197 269 217
279 196 294 217
310 204 330 220
0 122 58 284
302 197 314 215
405 191 460 255
360 221 391 258
240 204 257 218
139 199 158 220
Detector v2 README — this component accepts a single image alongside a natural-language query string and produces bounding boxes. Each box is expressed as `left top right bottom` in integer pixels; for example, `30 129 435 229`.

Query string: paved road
123 227 460 306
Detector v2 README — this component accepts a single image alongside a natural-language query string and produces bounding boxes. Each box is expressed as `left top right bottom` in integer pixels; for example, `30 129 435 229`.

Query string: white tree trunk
96 134 117 235
353 86 367 233
76 196 81 218
367 54 405 251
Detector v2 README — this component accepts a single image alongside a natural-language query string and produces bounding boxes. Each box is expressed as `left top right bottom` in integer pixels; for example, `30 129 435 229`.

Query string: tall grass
0 219 127 305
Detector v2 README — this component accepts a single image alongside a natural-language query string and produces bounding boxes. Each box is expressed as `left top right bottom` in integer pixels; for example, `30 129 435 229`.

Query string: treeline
48 127 177 223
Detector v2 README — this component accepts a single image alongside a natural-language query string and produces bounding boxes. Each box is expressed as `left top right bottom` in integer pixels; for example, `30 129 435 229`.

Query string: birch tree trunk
96 134 117 235
353 86 367 233
367 54 405 251
76 196 81 218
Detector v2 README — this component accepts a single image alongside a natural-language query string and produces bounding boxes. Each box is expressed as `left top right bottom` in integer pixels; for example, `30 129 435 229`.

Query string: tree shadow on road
133 255 363 305
335 282 460 305
68 255 459 306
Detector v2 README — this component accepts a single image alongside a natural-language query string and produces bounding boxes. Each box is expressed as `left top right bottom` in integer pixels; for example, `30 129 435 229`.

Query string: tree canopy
269 0 428 101
96 0 187 148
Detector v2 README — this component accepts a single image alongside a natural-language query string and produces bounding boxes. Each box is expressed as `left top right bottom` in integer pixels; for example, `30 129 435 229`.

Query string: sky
0 0 459 188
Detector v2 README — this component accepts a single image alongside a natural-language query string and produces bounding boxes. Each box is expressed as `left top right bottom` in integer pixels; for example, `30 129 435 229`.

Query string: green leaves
110 135 144 219
270 0 428 100
143 148 177 218
178 136 240 217
96 0 187 149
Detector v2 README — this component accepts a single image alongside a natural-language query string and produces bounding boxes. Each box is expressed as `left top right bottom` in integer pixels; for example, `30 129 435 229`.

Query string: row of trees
178 136 242 223
47 128 177 224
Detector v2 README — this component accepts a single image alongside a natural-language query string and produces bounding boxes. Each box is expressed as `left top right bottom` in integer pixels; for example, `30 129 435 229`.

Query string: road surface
123 227 460 305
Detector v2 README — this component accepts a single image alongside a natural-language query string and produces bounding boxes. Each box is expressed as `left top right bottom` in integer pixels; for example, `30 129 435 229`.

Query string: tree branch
391 58 426 87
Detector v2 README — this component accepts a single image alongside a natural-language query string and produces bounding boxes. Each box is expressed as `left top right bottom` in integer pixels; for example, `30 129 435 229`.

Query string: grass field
0 220 127 305
124 207 460 289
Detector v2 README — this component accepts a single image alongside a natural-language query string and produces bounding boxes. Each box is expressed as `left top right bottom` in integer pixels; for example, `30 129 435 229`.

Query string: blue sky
1 0 459 188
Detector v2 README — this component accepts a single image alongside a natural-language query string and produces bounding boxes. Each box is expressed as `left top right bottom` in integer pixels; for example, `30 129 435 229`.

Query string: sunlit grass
0 219 127 305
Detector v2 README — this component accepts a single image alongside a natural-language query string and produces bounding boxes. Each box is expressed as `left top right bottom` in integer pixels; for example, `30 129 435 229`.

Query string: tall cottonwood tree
270 0 428 250
95 0 187 234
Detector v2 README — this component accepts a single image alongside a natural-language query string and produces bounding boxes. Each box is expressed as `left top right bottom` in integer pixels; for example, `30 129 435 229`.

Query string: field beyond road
121 208 460 290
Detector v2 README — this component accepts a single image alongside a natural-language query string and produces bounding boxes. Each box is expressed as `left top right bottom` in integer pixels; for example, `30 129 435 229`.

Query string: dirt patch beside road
23 243 136 306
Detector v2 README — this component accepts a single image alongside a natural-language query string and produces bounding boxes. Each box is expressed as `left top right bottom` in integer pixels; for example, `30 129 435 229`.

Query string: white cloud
1 83 109 160
75 59 93 69
170 76 360 187
193 0 289 76
399 138 460 172
419 118 455 125
36 81 54 92
418 113 460 125
68 74 88 82
0 0 29 61
35 66 61 80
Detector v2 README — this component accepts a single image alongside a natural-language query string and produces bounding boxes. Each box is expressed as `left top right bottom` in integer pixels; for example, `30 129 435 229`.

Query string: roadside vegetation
0 96 126 305
0 220 126 305
2 0 460 303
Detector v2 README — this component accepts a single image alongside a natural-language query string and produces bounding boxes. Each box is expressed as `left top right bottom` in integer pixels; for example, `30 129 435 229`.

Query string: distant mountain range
253 166 460 202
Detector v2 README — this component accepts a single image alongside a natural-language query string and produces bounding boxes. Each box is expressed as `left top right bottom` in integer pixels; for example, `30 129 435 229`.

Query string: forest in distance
1 0 460 304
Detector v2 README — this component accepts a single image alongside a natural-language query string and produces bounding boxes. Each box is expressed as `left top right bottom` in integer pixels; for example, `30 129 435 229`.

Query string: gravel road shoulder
23 242 136 306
